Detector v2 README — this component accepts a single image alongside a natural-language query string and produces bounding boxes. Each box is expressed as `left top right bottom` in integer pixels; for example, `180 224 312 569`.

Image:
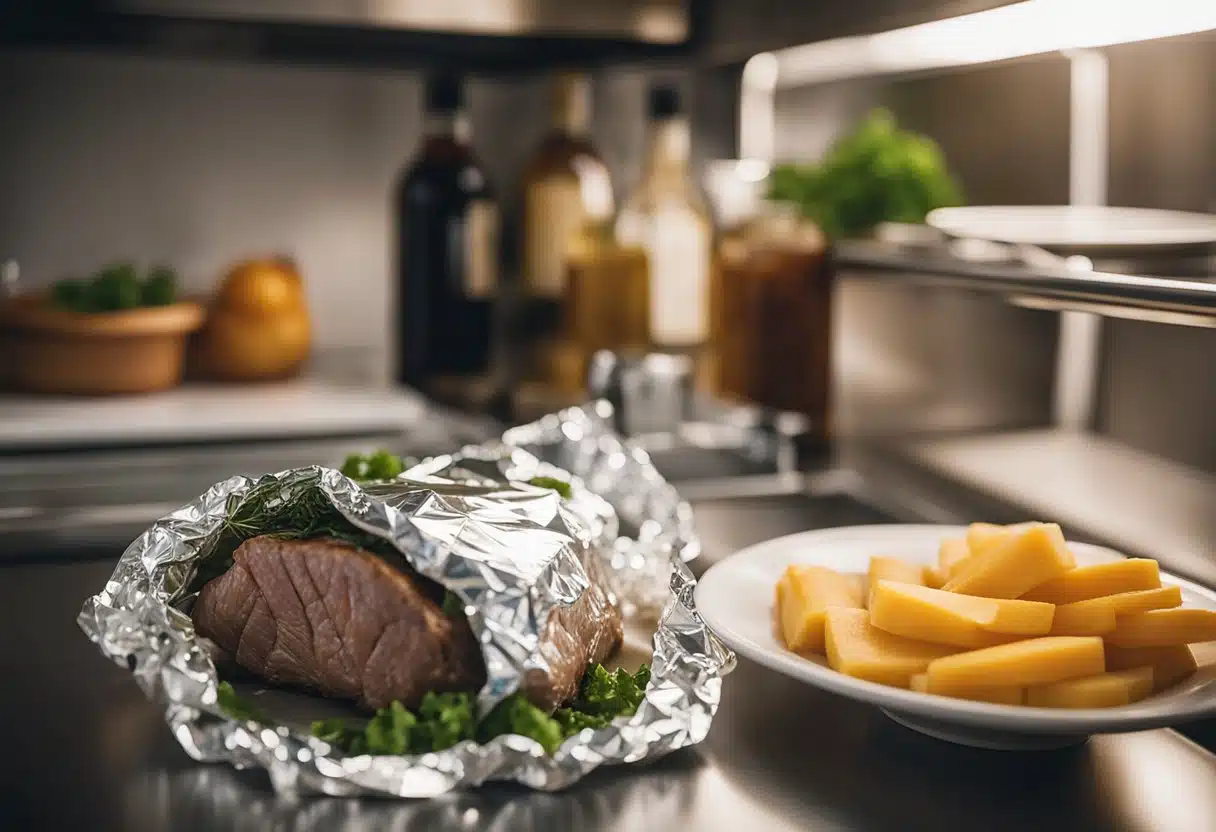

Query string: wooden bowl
0 295 206 395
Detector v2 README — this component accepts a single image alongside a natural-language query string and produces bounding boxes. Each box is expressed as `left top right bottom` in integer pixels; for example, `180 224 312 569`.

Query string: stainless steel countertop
5 467 1216 831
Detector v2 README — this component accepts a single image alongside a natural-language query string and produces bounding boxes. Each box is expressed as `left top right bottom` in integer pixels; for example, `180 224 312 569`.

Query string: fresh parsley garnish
311 663 650 756
313 692 474 755
527 476 572 499
216 681 268 723
442 590 465 618
341 450 407 482
191 473 399 593
478 692 565 754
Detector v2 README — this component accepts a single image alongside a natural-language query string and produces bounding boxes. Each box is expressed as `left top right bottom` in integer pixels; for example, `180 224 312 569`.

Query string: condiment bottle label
463 200 499 298
646 207 710 346
524 176 584 298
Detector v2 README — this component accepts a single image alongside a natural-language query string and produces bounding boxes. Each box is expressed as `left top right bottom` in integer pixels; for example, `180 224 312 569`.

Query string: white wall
0 51 681 374
0 52 437 361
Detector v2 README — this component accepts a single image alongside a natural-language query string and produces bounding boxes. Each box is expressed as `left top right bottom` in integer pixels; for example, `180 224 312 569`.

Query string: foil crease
503 402 701 618
78 412 731 797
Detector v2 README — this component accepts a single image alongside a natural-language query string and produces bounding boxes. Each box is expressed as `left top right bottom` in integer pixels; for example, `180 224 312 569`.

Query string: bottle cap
426 73 464 113
648 85 681 120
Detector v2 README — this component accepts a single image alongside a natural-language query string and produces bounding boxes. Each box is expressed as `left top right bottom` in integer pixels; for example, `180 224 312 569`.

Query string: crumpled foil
503 402 701 618
78 410 732 797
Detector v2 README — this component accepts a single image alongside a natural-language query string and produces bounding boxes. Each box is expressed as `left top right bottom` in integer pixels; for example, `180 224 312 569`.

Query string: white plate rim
696 524 1216 735
925 205 1216 251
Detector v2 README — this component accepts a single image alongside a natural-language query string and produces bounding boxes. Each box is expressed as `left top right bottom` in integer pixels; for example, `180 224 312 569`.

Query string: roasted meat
192 535 622 711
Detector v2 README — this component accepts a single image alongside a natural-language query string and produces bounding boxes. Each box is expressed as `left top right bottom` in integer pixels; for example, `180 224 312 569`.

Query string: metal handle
585 350 694 437
586 350 627 435
1 260 18 298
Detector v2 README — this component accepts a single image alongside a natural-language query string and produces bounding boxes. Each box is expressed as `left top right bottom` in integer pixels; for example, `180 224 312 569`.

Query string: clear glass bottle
615 85 714 357
395 73 498 389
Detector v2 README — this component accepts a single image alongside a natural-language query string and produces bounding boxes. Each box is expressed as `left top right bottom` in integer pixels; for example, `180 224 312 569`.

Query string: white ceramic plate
695 525 1216 750
926 206 1216 257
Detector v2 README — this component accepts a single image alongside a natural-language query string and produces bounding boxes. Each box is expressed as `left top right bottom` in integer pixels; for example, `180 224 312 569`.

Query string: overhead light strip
773 0 1216 88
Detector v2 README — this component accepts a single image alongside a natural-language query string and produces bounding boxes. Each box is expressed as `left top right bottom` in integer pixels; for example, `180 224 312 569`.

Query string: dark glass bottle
396 73 498 389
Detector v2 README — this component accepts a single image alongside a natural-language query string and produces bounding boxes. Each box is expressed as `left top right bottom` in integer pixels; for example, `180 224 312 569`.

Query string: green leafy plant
768 109 962 239
142 265 179 306
50 262 178 313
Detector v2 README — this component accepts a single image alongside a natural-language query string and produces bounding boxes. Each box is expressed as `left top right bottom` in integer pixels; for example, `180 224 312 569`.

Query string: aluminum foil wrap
78 415 732 797
503 402 701 618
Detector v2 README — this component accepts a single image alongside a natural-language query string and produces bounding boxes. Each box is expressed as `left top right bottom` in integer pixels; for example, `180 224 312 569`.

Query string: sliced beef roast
192 535 622 711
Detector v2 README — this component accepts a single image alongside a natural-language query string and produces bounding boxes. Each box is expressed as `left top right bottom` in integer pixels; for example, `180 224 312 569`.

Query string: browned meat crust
193 535 622 711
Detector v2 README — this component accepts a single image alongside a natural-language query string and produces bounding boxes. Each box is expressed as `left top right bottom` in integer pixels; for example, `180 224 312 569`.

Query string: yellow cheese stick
944 523 1075 599
1106 608 1216 648
776 565 864 653
925 636 1105 693
868 556 927 588
1049 586 1181 636
910 673 1024 705
937 539 972 581
1105 644 1198 692
869 580 1053 648
1022 559 1161 604
824 607 959 688
1026 667 1154 708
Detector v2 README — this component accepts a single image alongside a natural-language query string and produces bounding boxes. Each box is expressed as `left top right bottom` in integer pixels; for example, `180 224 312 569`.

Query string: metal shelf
836 239 1216 326
1 1 701 73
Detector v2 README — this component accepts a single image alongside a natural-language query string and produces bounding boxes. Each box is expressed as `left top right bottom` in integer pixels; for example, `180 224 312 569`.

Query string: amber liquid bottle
716 207 834 446
520 73 614 351
396 73 498 389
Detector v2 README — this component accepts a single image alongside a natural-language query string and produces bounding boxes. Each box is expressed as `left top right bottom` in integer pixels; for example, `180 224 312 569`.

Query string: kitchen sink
691 492 898 565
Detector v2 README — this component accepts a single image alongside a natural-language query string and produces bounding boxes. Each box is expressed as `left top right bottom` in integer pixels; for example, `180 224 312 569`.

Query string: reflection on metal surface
111 0 690 42
902 428 1216 589
837 240 1216 318
126 755 703 832
1010 295 1216 328
1090 731 1216 832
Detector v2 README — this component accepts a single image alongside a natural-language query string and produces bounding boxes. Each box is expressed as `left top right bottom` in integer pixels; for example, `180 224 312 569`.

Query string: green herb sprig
191 473 399 594
312 663 650 756
216 681 268 723
341 450 409 482
527 476 572 499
